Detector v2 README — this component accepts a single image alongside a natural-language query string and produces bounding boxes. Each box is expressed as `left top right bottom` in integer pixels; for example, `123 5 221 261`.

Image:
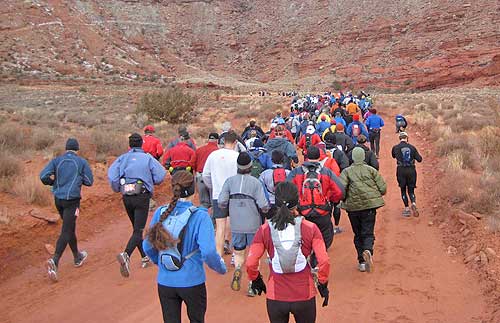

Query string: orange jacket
346 102 360 116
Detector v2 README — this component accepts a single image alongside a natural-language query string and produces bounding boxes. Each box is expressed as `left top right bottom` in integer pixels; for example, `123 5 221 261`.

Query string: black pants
158 283 207 323
53 198 80 266
397 166 417 207
267 297 316 323
122 193 150 258
306 214 333 268
347 209 376 263
369 130 381 156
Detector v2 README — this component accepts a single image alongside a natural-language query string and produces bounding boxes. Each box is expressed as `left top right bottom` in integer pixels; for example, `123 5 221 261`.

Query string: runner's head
399 131 408 142
352 147 365 164
179 131 190 142
357 134 367 144
208 132 219 143
65 138 80 152
271 182 299 231
129 133 143 148
335 123 345 133
221 121 232 133
147 171 194 251
223 131 237 149
274 125 285 137
353 114 360 121
306 146 320 162
144 125 155 134
237 152 252 174
249 119 256 127
271 150 285 165
370 108 377 114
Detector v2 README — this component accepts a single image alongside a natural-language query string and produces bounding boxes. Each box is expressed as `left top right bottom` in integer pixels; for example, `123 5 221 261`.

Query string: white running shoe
47 258 58 282
117 252 131 278
362 250 374 273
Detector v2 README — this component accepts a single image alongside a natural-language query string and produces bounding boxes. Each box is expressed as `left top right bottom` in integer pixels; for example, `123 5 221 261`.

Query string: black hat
129 133 143 148
306 146 320 160
65 138 79 151
180 131 190 140
237 152 252 170
208 132 219 140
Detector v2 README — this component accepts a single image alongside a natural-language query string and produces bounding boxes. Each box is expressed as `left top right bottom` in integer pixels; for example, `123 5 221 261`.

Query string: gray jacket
218 173 270 233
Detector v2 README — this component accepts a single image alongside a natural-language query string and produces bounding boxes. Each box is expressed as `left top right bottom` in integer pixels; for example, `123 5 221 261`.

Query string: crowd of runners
39 90 423 323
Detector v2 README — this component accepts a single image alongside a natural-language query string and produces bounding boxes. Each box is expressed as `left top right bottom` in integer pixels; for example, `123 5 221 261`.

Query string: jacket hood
352 147 365 163
266 137 289 148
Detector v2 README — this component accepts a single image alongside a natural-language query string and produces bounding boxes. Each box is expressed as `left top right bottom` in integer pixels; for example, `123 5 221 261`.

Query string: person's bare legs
215 218 226 256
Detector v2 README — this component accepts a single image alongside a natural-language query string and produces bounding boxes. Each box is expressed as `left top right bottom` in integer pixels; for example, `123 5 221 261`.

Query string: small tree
136 87 198 124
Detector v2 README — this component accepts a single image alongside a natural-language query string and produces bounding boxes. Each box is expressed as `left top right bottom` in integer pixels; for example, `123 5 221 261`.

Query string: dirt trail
0 117 489 323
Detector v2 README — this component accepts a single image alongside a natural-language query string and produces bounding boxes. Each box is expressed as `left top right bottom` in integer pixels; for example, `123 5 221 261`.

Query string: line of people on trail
39 91 423 323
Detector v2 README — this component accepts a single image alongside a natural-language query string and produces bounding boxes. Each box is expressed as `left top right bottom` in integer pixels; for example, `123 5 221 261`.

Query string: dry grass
0 153 21 178
33 128 58 151
14 175 52 206
0 124 33 152
91 129 128 157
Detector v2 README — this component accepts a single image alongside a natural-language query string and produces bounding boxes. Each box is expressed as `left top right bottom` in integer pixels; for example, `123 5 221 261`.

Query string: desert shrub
447 149 475 171
14 175 51 206
476 126 500 158
449 115 489 132
32 128 57 150
136 87 198 124
0 153 21 178
234 107 254 119
412 111 436 128
443 170 477 205
0 124 32 152
435 134 472 157
91 129 128 157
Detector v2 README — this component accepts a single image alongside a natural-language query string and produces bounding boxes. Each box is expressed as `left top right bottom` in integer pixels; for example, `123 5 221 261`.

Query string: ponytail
270 204 295 231
271 181 299 231
147 184 182 251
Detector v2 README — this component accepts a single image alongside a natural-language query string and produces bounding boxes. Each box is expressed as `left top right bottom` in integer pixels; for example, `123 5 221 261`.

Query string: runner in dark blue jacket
365 109 385 158
144 171 226 323
40 138 94 282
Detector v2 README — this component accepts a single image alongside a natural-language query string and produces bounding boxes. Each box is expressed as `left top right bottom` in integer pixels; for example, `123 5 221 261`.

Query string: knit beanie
129 133 143 148
237 152 252 170
65 138 79 151
306 146 320 160
353 114 360 121
208 132 219 140
352 147 365 163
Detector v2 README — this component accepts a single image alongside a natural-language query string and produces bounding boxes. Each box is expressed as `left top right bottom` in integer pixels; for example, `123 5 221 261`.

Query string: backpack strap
176 206 199 260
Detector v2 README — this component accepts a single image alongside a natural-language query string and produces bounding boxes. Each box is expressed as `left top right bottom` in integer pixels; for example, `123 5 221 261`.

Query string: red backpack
297 166 331 217
272 168 287 187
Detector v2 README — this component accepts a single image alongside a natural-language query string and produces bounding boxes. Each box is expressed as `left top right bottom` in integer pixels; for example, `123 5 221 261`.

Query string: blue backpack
158 205 199 271
400 147 413 167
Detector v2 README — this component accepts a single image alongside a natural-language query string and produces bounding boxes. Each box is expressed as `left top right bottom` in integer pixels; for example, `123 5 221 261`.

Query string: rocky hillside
1 0 499 90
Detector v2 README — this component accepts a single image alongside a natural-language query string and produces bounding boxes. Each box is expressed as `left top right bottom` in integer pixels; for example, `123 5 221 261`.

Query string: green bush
136 87 198 124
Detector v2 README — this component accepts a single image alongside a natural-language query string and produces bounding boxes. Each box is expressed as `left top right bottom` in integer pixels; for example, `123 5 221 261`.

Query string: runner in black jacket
391 132 422 217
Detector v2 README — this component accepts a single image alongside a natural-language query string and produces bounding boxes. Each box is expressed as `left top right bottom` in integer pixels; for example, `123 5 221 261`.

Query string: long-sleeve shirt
202 148 238 200
162 142 195 169
190 141 219 173
366 114 385 131
40 151 94 200
246 219 330 302
142 134 163 159
107 148 166 194
143 200 226 287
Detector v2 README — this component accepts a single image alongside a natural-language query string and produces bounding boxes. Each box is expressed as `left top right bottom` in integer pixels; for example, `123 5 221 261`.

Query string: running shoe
358 263 367 272
74 250 88 267
411 203 419 217
362 250 374 273
231 268 242 291
141 256 151 268
230 253 235 267
47 258 58 282
247 282 255 297
224 240 231 255
117 252 131 278
402 208 411 217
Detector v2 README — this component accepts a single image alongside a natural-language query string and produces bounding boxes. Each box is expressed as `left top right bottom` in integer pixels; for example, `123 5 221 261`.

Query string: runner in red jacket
162 132 195 174
142 125 163 160
190 133 219 208
247 182 330 323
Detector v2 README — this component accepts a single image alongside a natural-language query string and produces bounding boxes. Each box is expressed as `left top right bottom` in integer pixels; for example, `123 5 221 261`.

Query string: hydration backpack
269 216 308 274
298 166 331 217
352 123 361 137
305 134 313 149
400 147 413 167
272 168 287 187
158 206 199 271
396 116 406 129
251 159 264 178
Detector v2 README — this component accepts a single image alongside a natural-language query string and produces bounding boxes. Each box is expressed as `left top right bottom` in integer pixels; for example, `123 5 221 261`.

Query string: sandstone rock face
1 0 499 90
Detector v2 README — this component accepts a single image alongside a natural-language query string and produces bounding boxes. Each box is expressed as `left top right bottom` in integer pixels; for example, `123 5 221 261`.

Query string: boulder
29 209 59 223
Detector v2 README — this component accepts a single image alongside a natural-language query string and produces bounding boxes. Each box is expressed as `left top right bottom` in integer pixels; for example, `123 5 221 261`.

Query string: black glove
251 273 267 296
317 282 329 307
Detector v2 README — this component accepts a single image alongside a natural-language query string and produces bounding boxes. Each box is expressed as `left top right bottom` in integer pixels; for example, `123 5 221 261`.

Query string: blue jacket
366 114 385 131
334 116 347 127
248 148 273 170
346 121 369 144
40 151 93 200
107 148 166 194
143 201 226 287
316 121 331 134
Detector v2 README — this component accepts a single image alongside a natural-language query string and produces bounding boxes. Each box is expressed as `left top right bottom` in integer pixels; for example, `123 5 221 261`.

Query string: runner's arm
39 159 56 185
82 160 94 186
311 224 330 284
414 147 423 163
150 157 167 185
246 226 266 281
